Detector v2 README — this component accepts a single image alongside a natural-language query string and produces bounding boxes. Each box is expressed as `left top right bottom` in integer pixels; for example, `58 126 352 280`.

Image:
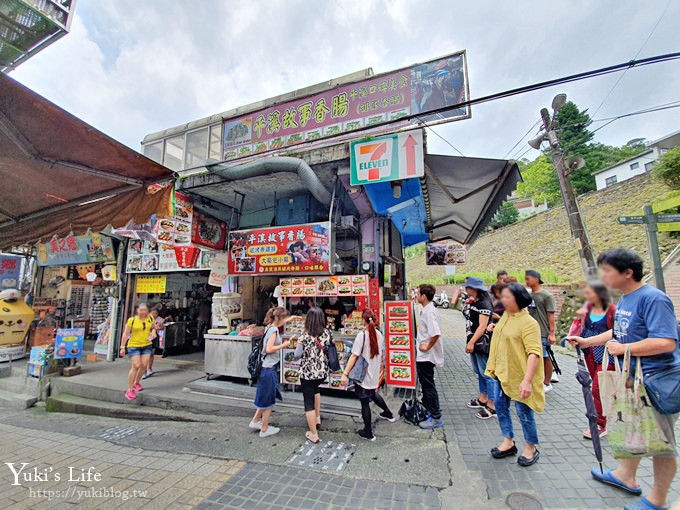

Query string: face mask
329 298 338 305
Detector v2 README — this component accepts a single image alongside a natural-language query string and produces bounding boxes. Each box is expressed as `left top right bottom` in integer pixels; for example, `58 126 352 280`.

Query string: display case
204 333 262 380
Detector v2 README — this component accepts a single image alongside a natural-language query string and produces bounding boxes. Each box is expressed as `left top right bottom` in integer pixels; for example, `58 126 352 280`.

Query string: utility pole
529 95 598 281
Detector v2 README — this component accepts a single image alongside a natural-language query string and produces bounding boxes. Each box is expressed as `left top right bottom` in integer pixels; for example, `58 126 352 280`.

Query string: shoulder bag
473 333 491 355
348 332 369 384
314 330 341 372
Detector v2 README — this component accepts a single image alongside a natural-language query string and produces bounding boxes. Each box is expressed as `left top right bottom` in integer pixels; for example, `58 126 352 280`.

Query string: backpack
247 327 274 383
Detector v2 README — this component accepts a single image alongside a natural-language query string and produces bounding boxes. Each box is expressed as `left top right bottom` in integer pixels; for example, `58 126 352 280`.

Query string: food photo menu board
384 301 416 388
278 275 368 298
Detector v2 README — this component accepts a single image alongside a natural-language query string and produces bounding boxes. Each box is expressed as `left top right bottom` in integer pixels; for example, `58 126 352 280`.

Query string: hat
464 276 487 291
525 270 544 285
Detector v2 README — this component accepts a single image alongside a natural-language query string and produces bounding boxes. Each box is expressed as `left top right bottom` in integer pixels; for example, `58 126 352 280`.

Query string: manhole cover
99 425 144 441
286 440 356 472
506 492 542 510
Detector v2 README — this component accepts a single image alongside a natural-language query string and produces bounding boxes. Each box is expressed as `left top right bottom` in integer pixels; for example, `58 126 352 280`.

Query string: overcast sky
10 0 680 161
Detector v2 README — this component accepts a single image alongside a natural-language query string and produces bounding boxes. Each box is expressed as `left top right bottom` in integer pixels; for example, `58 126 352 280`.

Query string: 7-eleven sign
350 130 424 186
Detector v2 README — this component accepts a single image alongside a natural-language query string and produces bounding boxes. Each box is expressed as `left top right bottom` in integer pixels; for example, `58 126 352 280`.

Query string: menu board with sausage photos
278 274 368 298
384 301 416 388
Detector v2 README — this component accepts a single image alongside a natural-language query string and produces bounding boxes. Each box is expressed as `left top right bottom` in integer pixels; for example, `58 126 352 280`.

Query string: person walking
525 270 557 391
340 309 395 441
295 307 331 443
119 303 155 401
144 304 171 379
568 249 680 510
250 307 290 438
462 277 497 420
416 284 445 429
568 283 615 439
486 283 545 467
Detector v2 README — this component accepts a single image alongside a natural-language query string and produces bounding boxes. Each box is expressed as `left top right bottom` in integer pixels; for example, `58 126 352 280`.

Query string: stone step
0 389 38 409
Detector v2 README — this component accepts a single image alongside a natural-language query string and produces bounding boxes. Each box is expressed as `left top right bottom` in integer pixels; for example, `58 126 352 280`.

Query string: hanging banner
384 301 416 388
223 51 469 161
54 328 85 359
136 275 167 293
191 211 227 250
0 255 21 290
227 222 332 275
37 233 116 266
126 240 216 273
208 252 230 288
426 239 466 265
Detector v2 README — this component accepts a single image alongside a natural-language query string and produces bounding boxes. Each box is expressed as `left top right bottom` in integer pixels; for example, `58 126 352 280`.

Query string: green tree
488 201 520 230
516 155 562 205
654 146 680 189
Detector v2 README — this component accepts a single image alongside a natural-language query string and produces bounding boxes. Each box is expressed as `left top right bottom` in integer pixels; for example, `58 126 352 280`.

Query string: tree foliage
488 201 520 230
654 146 680 189
516 101 649 205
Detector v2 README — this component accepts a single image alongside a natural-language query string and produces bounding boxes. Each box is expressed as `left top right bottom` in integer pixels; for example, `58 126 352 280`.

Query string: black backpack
247 327 274 383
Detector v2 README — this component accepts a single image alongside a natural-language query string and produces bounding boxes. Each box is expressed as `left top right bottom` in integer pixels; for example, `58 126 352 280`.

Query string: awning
364 154 521 246
0 73 174 249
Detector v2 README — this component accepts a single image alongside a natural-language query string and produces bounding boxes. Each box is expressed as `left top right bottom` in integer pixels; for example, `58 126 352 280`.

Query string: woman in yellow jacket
486 283 545 467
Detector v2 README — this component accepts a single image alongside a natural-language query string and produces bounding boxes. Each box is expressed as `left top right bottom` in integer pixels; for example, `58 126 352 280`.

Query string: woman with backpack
568 282 616 439
249 307 290 438
340 309 395 441
295 307 331 444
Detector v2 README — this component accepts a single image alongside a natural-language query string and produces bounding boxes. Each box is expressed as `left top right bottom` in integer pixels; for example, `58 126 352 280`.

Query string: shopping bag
399 398 429 425
598 345 674 459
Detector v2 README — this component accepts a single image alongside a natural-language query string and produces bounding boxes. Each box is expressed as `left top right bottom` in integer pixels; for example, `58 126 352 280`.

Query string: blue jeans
470 353 498 399
495 385 539 445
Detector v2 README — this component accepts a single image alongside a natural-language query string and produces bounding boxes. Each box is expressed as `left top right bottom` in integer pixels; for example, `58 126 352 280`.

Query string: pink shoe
133 383 143 392
125 390 137 400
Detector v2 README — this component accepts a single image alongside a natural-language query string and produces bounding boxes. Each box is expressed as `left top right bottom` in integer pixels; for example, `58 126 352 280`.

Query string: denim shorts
541 337 549 358
128 345 153 357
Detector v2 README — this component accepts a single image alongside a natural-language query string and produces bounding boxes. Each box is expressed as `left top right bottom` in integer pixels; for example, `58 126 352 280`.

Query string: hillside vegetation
406 173 678 284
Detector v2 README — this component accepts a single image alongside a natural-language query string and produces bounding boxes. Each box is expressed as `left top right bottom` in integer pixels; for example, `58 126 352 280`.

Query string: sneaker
357 429 376 441
259 426 280 438
419 417 444 430
544 384 553 393
142 369 154 379
379 411 396 423
124 390 137 401
133 383 143 392
551 374 559 383
249 420 263 430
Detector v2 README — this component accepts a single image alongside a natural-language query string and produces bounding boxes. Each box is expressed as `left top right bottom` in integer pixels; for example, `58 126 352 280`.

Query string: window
645 161 655 172
630 162 639 170
605 176 618 187
142 141 163 164
209 124 223 160
163 135 185 171
184 127 209 169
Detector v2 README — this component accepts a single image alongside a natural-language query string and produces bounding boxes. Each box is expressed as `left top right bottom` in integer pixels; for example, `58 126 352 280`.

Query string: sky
9 0 680 162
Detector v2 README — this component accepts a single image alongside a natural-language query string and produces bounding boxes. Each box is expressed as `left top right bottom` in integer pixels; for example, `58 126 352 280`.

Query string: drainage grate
393 387 416 400
506 492 543 510
99 425 144 441
286 440 357 472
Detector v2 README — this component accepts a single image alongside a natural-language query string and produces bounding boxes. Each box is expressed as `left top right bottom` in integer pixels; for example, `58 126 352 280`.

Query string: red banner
384 301 416 388
227 222 331 275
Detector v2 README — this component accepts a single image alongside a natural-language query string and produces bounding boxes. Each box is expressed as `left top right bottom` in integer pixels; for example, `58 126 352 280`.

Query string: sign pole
644 205 666 293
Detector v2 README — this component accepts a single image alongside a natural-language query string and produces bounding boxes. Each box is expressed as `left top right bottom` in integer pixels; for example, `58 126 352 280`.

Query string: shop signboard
191 211 227 250
126 240 216 273
384 301 416 388
37 233 115 267
349 130 424 186
208 252 230 288
53 328 84 359
223 51 469 161
426 239 466 265
227 222 332 275
278 275 369 298
136 275 167 294
0 255 21 290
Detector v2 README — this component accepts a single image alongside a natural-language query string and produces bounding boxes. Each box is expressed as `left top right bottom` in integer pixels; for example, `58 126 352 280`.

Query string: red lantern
173 246 200 268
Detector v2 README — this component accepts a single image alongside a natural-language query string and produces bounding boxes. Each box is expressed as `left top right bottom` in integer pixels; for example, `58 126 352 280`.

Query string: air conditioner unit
340 215 358 229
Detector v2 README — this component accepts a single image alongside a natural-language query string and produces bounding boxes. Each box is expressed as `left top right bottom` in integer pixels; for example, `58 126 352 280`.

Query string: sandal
305 431 320 444
467 398 488 409
476 406 497 420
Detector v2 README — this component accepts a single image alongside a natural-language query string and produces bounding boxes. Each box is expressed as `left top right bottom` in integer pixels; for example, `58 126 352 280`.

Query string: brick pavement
436 309 680 509
0 421 245 510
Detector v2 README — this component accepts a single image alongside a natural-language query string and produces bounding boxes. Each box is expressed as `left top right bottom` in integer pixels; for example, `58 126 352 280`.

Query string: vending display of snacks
384 301 416 388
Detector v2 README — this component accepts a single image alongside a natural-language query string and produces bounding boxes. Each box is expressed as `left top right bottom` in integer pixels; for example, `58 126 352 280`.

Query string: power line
415 117 466 156
503 120 541 159
591 0 673 118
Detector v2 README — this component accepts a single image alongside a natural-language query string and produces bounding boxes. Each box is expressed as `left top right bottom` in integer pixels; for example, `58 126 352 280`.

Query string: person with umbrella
567 282 616 439
485 283 545 467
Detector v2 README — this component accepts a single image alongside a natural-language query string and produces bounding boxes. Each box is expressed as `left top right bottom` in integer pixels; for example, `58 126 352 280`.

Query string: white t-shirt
352 329 384 390
416 302 444 366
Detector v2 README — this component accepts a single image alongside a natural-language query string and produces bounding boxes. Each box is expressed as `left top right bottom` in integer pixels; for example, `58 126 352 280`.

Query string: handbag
598 345 674 459
348 332 369 384
472 333 491 355
399 398 429 425
313 330 341 372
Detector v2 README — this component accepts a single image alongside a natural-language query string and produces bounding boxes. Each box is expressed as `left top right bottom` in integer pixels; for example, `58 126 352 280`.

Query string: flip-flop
624 496 669 510
591 468 642 496
305 431 320 444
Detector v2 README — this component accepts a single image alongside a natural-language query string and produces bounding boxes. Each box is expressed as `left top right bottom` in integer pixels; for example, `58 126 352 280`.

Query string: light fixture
552 93 567 112
391 180 402 199
528 134 546 150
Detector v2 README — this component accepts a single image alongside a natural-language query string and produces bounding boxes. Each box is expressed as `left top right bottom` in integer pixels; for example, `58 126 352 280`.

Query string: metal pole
644 205 665 292
541 109 598 281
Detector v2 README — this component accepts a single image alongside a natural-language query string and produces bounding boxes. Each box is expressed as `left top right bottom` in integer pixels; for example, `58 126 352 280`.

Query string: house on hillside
508 193 548 218
593 129 680 190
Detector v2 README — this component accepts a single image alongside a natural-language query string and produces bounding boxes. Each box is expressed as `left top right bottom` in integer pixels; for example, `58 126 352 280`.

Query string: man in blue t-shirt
568 248 679 510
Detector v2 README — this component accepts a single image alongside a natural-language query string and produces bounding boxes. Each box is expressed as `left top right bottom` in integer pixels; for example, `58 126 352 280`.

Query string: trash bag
399 398 429 425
